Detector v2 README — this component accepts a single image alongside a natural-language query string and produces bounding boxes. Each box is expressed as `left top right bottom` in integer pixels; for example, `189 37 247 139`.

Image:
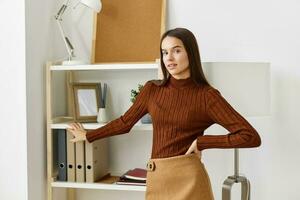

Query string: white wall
0 1 28 200
25 0 55 199
168 0 300 199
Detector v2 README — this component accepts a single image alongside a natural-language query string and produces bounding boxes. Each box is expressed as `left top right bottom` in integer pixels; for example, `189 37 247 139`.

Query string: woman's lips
167 63 177 69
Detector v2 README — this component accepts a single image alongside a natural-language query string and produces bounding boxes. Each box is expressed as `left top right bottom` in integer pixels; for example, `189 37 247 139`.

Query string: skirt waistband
146 153 201 171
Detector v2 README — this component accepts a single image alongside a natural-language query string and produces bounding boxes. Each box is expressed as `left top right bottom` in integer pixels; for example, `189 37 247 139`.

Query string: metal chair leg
222 175 250 200
222 148 251 200
239 176 250 200
222 176 235 200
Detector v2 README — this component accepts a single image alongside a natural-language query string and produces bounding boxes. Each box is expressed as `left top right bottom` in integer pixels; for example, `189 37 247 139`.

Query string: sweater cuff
86 130 98 143
197 135 229 151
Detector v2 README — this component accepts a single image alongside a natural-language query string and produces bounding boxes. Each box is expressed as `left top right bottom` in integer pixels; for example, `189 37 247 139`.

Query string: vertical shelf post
46 62 53 200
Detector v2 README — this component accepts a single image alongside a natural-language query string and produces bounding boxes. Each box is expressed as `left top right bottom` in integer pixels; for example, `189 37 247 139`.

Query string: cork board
92 0 166 63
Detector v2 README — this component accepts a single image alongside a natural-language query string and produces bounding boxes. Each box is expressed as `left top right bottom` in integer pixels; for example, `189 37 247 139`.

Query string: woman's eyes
162 49 181 55
174 49 181 53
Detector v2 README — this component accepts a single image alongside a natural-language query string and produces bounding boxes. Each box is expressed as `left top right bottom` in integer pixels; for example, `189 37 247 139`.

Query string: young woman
68 28 261 200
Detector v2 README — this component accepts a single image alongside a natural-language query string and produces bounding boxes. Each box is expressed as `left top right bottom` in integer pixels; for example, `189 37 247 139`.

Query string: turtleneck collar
168 76 196 89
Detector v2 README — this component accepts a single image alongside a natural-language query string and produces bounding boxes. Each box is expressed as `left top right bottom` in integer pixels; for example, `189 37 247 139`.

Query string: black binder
56 129 67 181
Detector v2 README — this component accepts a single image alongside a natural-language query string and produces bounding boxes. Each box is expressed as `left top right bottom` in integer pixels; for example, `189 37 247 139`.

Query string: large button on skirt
145 154 214 200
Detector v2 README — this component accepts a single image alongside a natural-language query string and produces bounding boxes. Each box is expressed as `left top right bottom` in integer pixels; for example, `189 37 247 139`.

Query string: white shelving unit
46 62 159 200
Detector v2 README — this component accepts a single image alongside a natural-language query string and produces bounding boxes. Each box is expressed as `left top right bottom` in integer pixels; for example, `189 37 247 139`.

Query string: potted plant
130 84 152 124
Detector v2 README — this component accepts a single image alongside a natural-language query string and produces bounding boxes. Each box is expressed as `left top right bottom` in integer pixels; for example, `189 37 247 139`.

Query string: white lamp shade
80 0 102 12
202 62 270 117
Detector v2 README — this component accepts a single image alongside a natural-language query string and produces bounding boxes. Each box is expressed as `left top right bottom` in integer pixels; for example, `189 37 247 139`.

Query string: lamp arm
55 4 68 19
56 19 74 60
54 0 75 61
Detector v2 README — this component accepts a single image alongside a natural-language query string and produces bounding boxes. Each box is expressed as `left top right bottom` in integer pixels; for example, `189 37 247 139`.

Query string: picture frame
72 83 101 122
91 0 166 63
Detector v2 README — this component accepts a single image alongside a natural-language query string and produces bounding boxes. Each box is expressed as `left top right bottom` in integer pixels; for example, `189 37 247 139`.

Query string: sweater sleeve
197 88 261 151
86 81 152 142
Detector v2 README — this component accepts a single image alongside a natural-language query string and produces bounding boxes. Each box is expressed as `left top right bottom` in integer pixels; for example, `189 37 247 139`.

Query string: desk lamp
55 0 102 65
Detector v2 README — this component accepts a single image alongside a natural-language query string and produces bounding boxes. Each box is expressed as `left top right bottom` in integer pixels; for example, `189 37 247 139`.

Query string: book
124 168 147 181
115 176 146 186
115 168 147 186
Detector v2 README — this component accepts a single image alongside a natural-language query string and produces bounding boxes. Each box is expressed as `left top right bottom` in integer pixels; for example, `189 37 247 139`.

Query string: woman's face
161 36 190 79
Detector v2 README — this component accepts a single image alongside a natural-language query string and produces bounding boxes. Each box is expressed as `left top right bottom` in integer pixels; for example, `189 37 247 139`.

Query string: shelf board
51 122 153 131
50 62 158 71
51 175 145 191
51 181 146 191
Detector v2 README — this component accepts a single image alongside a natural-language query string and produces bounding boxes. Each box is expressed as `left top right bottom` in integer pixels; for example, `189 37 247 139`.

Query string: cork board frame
91 0 166 63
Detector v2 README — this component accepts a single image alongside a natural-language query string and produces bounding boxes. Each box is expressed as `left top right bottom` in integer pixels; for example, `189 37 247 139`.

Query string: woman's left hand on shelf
67 122 87 142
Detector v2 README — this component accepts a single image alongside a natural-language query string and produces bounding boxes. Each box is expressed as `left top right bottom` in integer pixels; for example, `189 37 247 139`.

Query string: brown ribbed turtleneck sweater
87 76 261 159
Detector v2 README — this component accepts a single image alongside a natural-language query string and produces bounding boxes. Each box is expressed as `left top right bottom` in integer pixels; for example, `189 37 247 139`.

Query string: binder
85 138 109 183
75 141 85 182
57 129 67 181
66 131 76 182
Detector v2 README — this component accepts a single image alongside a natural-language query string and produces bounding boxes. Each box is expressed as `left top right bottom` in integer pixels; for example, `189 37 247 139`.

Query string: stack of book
116 168 147 186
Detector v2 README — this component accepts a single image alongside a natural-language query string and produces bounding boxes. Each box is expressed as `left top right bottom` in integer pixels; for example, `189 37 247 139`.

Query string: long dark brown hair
157 28 210 86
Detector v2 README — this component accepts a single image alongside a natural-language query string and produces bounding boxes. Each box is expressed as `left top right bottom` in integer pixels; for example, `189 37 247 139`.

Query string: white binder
66 131 76 182
75 141 85 182
85 138 109 182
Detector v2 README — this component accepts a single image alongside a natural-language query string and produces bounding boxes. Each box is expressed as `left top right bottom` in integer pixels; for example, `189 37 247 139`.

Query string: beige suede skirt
145 154 214 200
